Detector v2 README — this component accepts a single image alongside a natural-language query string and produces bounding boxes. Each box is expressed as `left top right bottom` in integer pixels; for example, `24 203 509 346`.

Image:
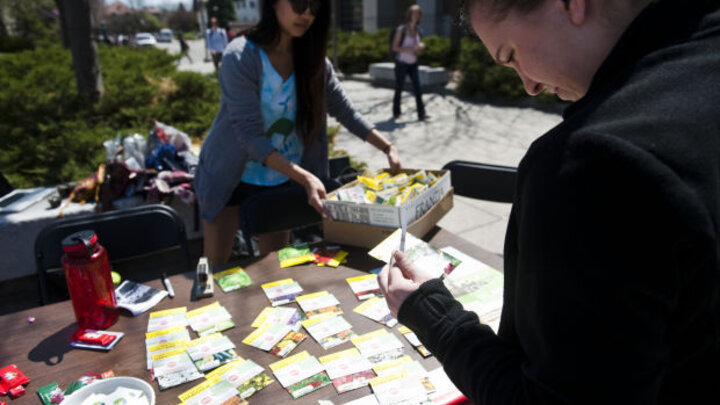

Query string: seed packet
251 306 303 329
278 243 316 268
69 330 124 351
351 329 405 365
353 297 397 327
185 333 238 372
302 313 356 350
261 278 304 306
37 382 64 405
213 266 253 293
336 185 370 203
178 376 246 405
152 347 204 390
63 372 100 396
145 326 191 369
314 246 348 267
397 325 431 358
346 274 382 300
296 291 343 319
426 367 466 405
369 372 431 405
205 358 274 399
147 307 188 332
242 322 294 352
270 331 308 358
373 355 434 395
369 229 461 277
186 301 234 336
319 348 375 394
147 340 188 370
269 351 331 399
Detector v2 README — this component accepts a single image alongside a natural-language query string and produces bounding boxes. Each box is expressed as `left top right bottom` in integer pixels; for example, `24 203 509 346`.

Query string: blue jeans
393 61 426 119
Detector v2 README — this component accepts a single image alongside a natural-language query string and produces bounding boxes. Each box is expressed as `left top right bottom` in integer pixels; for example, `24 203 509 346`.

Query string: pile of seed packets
278 243 349 269
145 302 240 391
328 170 440 207
242 306 307 358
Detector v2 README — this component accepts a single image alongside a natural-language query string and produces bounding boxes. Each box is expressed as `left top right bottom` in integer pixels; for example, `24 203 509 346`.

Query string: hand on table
378 250 436 317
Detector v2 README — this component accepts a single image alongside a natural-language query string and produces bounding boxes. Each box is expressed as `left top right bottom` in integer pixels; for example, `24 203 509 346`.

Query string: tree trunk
59 0 104 103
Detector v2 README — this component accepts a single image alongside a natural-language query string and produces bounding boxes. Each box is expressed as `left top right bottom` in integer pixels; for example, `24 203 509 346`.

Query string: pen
162 272 175 298
399 209 407 252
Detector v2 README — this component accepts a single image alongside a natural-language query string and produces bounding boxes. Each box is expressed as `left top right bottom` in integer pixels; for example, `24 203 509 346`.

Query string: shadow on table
28 323 76 366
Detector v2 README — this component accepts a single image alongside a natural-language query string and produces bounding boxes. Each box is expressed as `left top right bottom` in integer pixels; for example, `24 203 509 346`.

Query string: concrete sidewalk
159 39 564 258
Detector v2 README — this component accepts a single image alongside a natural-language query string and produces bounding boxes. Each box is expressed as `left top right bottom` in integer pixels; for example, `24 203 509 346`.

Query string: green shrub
335 28 454 73
0 42 220 189
456 36 557 105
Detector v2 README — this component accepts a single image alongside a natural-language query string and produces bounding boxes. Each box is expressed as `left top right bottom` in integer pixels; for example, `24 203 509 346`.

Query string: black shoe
419 115 431 122
393 114 401 119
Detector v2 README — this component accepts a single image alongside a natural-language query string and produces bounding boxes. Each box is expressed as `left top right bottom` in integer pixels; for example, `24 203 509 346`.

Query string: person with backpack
391 4 428 121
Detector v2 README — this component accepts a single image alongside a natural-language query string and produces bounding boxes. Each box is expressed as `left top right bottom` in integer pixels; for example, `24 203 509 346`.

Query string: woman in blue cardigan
195 0 401 265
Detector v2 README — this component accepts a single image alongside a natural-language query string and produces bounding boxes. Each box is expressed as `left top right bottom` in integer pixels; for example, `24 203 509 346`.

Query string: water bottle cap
61 230 98 254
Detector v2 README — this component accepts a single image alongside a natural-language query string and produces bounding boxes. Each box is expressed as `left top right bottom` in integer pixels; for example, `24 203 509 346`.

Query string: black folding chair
442 160 518 203
34 204 192 305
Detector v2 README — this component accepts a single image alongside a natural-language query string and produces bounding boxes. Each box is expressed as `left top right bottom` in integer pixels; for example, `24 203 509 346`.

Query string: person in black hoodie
379 0 720 403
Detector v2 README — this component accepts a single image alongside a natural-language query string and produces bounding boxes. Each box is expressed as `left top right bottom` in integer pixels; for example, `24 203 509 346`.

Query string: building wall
233 0 260 24
338 0 363 32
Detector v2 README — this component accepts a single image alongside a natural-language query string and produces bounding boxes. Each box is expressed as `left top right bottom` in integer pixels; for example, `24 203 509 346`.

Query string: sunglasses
289 0 322 16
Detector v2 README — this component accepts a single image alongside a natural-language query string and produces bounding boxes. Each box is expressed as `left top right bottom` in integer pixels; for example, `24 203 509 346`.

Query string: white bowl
62 376 156 405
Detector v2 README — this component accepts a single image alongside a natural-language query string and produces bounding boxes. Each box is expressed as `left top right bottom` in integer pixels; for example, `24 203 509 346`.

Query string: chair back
442 160 517 203
35 204 192 305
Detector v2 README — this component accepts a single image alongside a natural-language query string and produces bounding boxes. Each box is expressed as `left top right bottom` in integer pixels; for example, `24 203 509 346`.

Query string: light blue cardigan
195 37 374 222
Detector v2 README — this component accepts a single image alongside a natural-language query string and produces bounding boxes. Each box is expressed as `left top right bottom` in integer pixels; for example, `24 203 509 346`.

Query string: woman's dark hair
458 0 544 27
242 0 331 146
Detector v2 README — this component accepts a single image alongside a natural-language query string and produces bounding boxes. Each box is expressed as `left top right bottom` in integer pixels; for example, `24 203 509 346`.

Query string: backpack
388 24 422 61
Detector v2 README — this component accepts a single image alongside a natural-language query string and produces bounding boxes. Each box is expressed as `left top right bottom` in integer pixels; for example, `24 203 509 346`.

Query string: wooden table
0 227 502 404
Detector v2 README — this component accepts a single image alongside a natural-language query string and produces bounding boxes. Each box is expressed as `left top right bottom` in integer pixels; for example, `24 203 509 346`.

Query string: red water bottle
61 230 118 331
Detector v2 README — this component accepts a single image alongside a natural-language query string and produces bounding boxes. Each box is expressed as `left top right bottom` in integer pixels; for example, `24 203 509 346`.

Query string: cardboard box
324 169 451 228
323 188 454 248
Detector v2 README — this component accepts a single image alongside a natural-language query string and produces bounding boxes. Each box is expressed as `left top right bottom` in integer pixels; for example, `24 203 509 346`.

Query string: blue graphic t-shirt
242 41 303 186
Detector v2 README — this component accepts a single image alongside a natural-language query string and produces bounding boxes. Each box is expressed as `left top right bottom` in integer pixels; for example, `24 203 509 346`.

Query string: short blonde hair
406 4 423 24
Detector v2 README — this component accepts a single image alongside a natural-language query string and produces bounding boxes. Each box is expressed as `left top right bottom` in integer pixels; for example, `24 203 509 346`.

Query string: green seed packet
237 372 274 399
213 267 253 293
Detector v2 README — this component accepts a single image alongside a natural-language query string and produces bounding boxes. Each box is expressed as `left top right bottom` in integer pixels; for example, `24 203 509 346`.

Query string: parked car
133 32 157 47
157 28 173 43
